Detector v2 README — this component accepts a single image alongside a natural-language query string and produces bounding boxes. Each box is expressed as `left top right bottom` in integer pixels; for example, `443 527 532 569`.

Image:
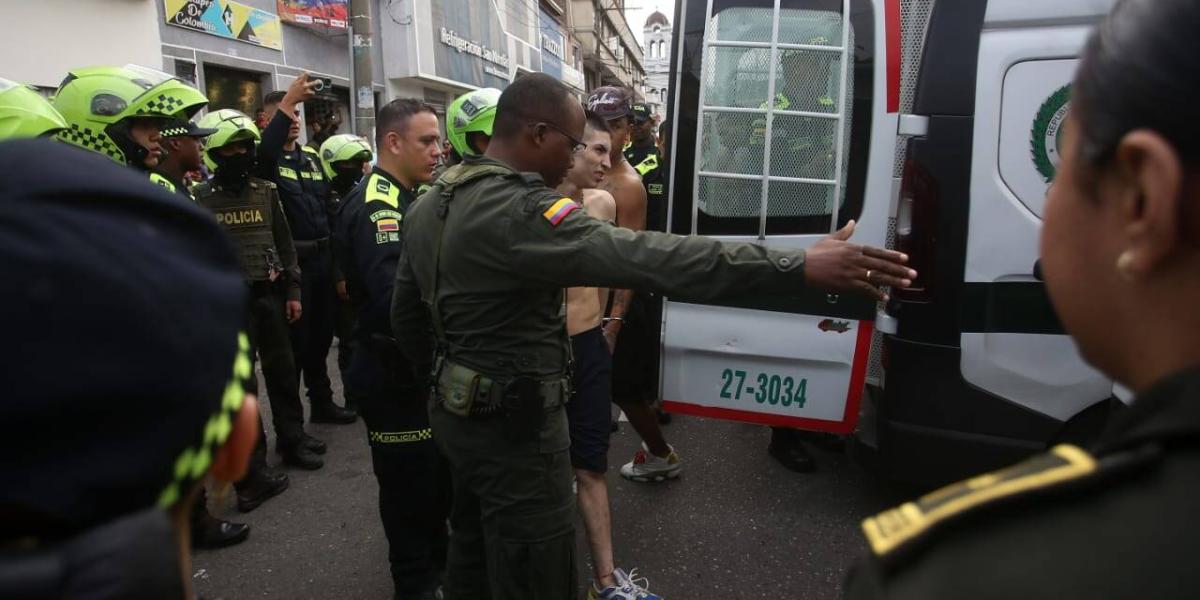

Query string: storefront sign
539 9 565 79
165 0 283 50
430 0 511 89
277 0 348 30
562 64 585 91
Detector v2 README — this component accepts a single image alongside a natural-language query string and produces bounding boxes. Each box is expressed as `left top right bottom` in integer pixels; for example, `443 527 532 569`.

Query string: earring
1116 251 1137 281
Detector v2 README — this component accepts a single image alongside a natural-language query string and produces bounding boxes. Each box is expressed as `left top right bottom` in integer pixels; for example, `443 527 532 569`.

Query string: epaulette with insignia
862 445 1101 563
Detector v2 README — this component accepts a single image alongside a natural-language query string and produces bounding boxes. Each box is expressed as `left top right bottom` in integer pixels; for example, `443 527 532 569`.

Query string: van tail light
894 158 938 302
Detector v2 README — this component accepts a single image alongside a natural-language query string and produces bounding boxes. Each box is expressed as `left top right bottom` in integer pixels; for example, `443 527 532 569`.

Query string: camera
312 77 333 92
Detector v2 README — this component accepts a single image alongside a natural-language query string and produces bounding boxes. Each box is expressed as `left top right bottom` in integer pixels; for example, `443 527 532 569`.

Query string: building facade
642 11 671 119
569 0 645 94
1 1 590 145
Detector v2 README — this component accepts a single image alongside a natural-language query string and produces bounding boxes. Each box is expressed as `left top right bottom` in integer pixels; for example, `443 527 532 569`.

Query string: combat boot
301 432 327 454
235 468 289 513
277 438 325 470
310 400 357 424
191 514 250 550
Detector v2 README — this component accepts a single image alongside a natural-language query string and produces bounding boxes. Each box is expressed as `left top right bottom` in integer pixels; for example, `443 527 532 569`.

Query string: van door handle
1033 260 1044 281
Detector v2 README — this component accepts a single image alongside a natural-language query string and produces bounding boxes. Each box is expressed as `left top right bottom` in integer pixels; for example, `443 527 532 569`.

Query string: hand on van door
804 220 916 302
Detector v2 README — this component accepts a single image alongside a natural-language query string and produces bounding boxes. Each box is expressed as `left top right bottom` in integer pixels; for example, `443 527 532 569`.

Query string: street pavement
193 354 908 599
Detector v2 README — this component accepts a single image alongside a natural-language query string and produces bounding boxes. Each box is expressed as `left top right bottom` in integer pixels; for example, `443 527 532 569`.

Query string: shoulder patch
542 197 579 226
365 173 401 209
862 444 1097 557
369 209 404 223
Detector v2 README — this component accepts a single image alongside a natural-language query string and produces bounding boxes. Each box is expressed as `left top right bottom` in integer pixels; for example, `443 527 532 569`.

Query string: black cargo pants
291 245 337 409
347 343 450 596
245 281 305 447
430 399 578 600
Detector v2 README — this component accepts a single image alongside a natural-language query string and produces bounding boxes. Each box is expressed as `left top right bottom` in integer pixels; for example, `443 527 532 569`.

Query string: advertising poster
165 0 283 50
277 0 348 30
430 0 510 89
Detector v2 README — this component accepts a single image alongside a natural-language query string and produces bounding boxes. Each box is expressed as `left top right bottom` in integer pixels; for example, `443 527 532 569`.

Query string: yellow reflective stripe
301 170 317 180
279 166 299 180
364 172 401 209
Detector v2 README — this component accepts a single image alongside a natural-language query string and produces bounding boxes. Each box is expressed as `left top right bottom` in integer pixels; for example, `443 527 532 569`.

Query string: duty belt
434 358 569 418
293 237 331 260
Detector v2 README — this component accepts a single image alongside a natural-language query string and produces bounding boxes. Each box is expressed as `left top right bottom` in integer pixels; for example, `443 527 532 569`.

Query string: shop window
203 64 264 116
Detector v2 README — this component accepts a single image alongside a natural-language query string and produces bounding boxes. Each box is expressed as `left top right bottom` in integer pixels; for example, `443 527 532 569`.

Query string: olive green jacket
390 155 808 381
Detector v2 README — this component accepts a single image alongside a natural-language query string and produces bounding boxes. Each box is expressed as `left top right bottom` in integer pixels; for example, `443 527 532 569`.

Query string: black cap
160 119 219 139
631 102 653 123
586 86 633 120
0 139 248 538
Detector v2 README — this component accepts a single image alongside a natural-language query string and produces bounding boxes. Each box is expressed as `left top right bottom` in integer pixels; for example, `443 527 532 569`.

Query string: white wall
0 0 163 88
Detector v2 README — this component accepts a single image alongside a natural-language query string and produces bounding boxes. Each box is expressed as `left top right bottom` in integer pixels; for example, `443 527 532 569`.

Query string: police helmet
52 65 208 165
318 133 373 180
446 88 501 157
197 108 261 173
0 78 67 140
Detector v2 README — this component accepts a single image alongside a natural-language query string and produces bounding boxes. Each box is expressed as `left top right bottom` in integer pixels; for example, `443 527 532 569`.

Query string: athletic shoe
587 568 663 600
619 442 681 482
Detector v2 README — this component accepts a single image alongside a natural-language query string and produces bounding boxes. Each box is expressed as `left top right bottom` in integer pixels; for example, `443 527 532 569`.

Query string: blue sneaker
587 568 663 600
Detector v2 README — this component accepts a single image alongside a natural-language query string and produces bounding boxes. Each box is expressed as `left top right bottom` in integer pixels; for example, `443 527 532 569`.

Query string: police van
659 0 1122 486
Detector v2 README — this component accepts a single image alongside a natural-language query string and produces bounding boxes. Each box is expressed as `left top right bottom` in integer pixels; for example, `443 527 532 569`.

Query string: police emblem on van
1031 85 1071 183
818 319 851 333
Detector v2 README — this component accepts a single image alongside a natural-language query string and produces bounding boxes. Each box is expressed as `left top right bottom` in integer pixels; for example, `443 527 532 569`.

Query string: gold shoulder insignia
862 444 1097 557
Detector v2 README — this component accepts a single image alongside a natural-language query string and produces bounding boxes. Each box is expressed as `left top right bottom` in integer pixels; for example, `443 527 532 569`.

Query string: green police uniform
194 177 309 451
391 155 812 599
844 368 1200 599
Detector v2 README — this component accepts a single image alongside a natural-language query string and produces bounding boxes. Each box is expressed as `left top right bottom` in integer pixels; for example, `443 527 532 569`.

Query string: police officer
755 44 841 474
446 87 501 161
416 87 500 196
334 99 448 600
845 0 1200 596
259 76 356 426
624 102 666 233
0 138 258 599
0 77 67 140
154 119 218 201
390 73 915 599
51 65 208 184
194 109 326 479
320 133 375 412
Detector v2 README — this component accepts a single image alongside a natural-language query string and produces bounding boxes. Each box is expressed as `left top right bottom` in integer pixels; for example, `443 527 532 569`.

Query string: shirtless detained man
586 87 681 482
560 111 662 599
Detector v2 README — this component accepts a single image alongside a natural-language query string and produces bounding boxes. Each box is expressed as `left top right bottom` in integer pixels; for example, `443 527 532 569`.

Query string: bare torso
566 189 617 336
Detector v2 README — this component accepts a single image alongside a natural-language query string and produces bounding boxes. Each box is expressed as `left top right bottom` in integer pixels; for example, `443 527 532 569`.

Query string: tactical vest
194 178 280 282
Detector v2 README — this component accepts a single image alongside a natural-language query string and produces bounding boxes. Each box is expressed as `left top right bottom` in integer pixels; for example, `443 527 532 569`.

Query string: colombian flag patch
376 218 400 232
542 198 578 226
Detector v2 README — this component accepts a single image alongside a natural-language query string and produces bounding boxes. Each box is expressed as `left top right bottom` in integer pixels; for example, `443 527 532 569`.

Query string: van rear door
661 0 899 433
960 3 1114 422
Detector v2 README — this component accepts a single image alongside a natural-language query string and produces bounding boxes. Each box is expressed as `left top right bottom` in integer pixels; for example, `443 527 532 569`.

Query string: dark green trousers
430 402 578 600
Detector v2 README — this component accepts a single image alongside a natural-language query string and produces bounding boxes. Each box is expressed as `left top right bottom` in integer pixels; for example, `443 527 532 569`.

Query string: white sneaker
588 568 663 600
619 442 682 482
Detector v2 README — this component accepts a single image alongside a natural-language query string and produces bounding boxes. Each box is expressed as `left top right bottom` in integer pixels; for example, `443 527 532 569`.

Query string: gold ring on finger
866 269 873 283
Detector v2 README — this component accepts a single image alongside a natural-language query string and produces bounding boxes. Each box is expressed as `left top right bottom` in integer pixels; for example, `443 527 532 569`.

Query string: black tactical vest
194 178 279 282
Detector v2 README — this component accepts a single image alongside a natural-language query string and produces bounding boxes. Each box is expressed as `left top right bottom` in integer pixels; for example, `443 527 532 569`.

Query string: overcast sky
623 0 676 47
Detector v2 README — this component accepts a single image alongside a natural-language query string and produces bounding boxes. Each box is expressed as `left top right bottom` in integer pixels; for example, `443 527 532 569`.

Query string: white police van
660 0 1122 486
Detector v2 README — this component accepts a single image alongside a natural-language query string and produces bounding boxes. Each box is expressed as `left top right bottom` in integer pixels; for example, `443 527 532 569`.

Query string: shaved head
493 74 576 139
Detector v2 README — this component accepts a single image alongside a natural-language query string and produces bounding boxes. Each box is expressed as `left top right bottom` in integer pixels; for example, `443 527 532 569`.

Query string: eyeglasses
531 121 586 154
